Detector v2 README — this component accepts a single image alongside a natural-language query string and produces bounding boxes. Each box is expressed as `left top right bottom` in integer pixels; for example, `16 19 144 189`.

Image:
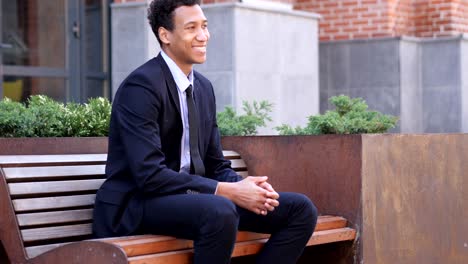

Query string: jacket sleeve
113 74 218 195
203 82 244 183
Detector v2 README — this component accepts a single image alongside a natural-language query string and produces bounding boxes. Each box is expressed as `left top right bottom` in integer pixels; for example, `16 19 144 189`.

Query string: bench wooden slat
0 154 107 167
0 153 241 169
129 249 194 264
107 232 268 258
314 216 347 231
25 242 71 259
233 228 356 257
230 159 247 171
17 209 93 227
114 237 193 258
307 227 356 246
8 179 105 196
230 159 246 170
107 215 344 257
24 226 357 261
222 150 240 159
105 216 337 243
237 171 248 177
21 223 92 242
3 165 105 180
126 227 356 264
0 153 238 167
12 194 96 212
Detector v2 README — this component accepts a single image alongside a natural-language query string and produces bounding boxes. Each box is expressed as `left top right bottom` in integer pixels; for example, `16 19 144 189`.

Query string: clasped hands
217 176 280 216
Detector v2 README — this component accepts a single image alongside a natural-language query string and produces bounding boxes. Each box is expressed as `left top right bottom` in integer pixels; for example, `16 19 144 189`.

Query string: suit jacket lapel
194 78 202 105
156 54 182 117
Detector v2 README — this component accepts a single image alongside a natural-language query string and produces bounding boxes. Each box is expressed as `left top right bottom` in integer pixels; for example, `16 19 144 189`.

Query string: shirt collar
161 50 194 93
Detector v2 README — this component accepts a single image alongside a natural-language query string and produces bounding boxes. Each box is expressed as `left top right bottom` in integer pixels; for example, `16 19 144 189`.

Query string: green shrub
0 98 28 137
217 100 273 136
61 98 111 137
82 97 112 137
276 95 398 135
0 95 111 137
22 95 67 137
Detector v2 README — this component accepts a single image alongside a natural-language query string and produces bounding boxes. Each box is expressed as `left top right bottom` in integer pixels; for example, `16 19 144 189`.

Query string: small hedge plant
1 95 397 137
0 95 111 137
217 100 273 136
276 95 398 135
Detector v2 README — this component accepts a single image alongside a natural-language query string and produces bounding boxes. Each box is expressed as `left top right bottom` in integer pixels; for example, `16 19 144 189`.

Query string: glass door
0 0 109 103
82 0 109 101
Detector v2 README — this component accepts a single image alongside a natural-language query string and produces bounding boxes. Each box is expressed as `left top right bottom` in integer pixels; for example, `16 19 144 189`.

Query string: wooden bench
0 151 356 263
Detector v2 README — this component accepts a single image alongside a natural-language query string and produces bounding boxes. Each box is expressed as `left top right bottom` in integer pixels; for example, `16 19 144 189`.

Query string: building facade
1 0 467 132
1 0 110 103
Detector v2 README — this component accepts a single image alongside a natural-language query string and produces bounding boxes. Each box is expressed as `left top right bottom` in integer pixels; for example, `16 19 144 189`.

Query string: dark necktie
186 85 205 175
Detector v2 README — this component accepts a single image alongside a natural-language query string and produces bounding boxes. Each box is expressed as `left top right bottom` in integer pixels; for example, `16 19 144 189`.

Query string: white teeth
194 47 206 52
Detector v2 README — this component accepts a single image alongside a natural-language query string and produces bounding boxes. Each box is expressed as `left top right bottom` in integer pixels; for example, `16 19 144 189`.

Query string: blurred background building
1 0 467 132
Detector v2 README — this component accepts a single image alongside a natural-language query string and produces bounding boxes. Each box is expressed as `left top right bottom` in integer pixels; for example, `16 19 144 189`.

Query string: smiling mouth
193 46 206 53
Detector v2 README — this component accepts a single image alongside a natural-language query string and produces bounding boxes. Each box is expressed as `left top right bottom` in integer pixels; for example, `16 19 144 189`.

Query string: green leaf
275 95 398 135
217 100 273 136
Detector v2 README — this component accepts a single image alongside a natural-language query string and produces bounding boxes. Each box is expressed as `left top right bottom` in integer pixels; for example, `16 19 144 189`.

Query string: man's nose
196 29 209 42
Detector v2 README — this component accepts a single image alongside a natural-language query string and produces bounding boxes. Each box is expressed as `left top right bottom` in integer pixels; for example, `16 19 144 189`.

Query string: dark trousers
141 192 318 264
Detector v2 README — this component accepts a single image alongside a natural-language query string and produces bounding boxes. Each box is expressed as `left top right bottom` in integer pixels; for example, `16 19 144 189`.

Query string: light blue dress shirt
160 51 193 173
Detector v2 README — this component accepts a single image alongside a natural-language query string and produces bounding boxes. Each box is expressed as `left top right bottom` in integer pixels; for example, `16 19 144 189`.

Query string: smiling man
92 0 318 263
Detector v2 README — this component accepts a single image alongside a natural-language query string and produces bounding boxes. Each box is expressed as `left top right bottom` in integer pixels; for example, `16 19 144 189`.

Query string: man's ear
158 27 171 45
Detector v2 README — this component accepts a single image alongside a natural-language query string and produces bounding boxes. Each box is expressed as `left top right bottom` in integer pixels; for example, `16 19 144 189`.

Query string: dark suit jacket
93 54 242 238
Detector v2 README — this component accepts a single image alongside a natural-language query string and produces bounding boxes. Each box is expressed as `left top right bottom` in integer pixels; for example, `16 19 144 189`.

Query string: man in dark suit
93 0 318 263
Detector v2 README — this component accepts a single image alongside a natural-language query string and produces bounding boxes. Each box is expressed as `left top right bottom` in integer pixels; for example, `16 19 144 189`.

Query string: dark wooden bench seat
0 152 356 264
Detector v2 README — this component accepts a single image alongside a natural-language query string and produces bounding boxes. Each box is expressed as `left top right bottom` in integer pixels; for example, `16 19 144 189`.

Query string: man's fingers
259 182 275 192
264 202 275 212
266 198 279 207
254 207 267 215
265 191 280 200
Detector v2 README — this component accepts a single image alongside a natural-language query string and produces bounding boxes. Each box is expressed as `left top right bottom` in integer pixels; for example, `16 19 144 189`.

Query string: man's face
161 5 210 73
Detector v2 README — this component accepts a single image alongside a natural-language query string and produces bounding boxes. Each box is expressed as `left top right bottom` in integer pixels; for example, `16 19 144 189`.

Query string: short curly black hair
148 0 201 46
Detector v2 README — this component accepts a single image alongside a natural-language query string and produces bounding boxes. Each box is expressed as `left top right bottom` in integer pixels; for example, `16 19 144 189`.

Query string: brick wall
413 0 468 37
113 0 293 5
113 0 468 40
294 0 468 41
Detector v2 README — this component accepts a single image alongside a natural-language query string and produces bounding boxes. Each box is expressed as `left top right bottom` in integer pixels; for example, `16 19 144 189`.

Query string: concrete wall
320 35 468 133
421 38 462 132
110 1 159 98
320 38 401 131
400 39 423 133
461 37 468 132
194 5 236 113
111 1 321 134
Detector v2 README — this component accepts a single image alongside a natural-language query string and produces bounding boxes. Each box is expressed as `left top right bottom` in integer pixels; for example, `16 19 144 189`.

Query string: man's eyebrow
183 19 208 26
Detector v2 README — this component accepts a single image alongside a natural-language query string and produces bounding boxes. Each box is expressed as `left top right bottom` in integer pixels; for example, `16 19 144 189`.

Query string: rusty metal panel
222 135 363 263
361 134 468 264
222 135 363 225
0 138 108 155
